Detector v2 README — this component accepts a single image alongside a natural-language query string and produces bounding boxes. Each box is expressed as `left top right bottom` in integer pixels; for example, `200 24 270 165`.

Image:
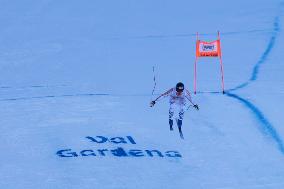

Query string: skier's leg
177 119 184 139
178 107 185 121
169 119 173 130
177 106 185 139
169 104 174 131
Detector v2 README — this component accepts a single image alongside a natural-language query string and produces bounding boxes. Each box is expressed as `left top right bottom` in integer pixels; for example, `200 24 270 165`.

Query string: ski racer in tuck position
150 82 199 139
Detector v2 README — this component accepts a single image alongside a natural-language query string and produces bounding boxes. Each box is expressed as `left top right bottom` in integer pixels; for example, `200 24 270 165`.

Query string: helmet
176 82 184 92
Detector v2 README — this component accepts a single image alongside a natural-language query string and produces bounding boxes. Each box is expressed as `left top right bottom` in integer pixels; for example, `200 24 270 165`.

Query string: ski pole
186 105 193 111
151 66 156 100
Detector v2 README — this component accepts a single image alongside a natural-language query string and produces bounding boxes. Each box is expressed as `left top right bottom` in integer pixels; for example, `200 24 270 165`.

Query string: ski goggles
176 86 184 92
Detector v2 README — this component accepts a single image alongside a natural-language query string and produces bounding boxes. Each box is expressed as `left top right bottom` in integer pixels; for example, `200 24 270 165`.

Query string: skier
150 82 199 139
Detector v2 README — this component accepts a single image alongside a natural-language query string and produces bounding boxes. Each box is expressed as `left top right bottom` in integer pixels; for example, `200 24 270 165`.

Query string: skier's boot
169 119 173 131
177 119 184 139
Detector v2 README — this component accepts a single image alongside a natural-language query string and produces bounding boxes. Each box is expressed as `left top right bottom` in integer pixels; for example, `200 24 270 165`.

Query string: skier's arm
150 88 173 107
154 88 173 101
185 89 199 110
185 89 194 105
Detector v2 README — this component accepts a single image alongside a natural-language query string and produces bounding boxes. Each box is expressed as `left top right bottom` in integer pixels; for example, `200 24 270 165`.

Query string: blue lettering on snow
129 150 144 157
57 149 78 157
86 136 108 143
86 136 137 144
81 150 96 156
145 150 164 157
56 136 182 158
165 151 182 158
110 137 127 144
111 147 128 157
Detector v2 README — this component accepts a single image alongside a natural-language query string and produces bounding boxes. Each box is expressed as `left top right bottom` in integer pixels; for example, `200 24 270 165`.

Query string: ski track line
216 182 284 189
0 93 156 101
0 84 68 90
0 93 109 101
86 29 272 41
227 16 279 92
224 15 284 154
225 92 284 154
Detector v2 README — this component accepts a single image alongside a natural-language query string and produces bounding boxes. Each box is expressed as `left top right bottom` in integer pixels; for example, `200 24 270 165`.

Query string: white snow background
0 0 284 188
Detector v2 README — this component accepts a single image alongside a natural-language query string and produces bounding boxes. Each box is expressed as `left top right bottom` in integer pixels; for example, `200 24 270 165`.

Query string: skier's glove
193 104 199 110
150 101 156 107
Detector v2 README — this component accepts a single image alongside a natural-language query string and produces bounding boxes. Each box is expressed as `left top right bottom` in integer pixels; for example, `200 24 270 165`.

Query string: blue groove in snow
226 92 284 154
224 16 284 154
228 16 279 92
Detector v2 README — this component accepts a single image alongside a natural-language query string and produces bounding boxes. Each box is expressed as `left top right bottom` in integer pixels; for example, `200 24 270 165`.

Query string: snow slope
0 0 284 188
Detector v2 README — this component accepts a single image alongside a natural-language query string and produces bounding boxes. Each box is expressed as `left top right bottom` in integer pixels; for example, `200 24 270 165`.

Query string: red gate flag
196 40 221 57
194 31 225 94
